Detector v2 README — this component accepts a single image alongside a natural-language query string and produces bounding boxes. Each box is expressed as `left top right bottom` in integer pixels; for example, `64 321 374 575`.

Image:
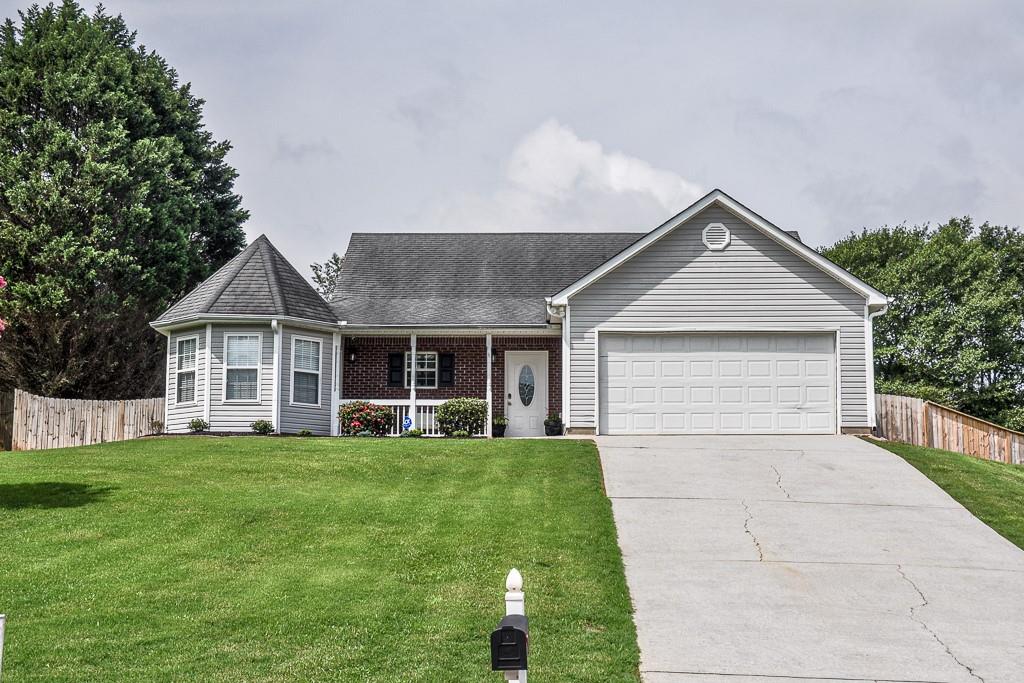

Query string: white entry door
505 351 548 437
599 332 837 434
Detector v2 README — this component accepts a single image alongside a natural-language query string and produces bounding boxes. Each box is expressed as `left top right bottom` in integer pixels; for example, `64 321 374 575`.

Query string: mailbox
490 613 528 671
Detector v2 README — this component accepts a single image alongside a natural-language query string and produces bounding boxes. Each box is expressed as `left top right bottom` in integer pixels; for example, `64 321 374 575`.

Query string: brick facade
341 335 562 418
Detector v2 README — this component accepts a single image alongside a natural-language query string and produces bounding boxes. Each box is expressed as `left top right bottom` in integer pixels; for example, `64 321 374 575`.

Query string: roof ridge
257 237 288 317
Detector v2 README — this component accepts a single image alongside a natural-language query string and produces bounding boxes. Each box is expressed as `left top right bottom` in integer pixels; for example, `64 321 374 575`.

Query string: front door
505 351 548 437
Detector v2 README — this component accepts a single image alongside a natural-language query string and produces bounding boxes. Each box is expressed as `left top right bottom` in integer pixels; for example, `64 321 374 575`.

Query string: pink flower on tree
0 275 6 288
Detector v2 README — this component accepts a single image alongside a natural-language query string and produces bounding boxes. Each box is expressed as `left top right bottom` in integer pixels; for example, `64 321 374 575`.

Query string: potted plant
544 412 563 436
492 415 509 437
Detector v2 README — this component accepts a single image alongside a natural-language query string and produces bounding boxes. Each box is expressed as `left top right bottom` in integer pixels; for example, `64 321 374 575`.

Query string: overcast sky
8 0 1024 276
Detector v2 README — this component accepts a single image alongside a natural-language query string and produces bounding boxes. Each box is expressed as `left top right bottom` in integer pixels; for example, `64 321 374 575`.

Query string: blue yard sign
402 415 413 431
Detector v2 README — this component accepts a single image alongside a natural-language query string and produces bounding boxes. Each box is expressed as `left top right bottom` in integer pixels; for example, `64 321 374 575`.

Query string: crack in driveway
771 464 793 500
741 499 765 561
896 565 985 683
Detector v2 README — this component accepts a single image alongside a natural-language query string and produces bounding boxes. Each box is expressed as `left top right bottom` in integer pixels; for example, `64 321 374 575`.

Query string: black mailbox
490 613 528 671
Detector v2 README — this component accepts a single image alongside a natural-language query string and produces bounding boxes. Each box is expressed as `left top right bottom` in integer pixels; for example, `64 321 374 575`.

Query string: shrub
187 418 209 433
400 428 424 438
250 419 274 435
297 429 313 437
450 429 470 438
545 412 562 424
492 415 509 426
338 401 394 436
436 398 487 436
149 419 164 434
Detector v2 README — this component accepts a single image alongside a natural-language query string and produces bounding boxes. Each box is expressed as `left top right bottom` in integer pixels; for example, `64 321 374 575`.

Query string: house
151 189 888 437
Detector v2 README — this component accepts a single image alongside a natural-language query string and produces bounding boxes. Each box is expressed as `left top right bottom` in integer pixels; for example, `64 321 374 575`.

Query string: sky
6 0 1024 277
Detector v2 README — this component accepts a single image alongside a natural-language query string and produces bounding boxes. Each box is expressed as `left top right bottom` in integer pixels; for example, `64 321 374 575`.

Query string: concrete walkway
598 435 1024 683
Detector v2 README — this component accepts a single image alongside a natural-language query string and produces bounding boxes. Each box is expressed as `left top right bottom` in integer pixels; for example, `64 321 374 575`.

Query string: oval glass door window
518 366 535 406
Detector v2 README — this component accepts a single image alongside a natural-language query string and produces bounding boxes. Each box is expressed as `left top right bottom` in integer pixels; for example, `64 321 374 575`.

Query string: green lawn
870 439 1024 550
0 437 639 682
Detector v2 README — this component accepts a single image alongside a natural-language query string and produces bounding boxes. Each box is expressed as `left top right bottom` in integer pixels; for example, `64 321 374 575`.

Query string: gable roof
330 232 643 326
549 189 888 307
153 235 336 327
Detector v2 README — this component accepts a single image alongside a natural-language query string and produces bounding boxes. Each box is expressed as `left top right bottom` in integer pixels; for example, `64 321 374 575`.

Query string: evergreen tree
0 1 248 397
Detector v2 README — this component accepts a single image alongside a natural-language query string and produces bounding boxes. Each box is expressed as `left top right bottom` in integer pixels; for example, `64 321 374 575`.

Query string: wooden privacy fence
1 389 164 451
875 393 1024 465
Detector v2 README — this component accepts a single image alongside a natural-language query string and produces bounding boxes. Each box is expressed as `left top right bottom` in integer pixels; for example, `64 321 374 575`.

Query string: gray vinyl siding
279 326 334 435
166 326 207 433
208 324 275 432
568 205 870 430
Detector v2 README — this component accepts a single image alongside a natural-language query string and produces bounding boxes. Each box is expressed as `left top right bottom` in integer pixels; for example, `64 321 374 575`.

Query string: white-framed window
405 351 438 389
291 336 321 406
176 336 198 404
224 333 261 403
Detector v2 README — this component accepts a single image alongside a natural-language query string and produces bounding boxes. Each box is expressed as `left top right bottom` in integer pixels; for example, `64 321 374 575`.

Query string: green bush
250 419 274 435
436 398 487 436
450 429 470 438
876 379 956 406
297 429 313 437
400 428 424 438
492 415 509 426
338 401 394 436
187 418 209 433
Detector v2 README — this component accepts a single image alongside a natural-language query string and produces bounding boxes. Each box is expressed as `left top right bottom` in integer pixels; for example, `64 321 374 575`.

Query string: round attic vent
702 223 731 251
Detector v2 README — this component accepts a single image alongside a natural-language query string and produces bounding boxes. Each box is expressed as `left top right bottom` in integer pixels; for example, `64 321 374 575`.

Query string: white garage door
599 333 837 434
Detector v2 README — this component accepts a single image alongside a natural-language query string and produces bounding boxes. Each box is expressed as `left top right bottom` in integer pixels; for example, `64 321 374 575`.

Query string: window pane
177 371 195 403
406 352 437 387
293 371 319 404
226 368 259 401
177 338 196 371
227 335 260 366
518 365 535 406
294 339 320 372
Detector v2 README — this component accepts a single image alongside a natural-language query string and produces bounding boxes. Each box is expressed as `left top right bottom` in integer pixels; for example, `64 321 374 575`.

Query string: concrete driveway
598 435 1024 683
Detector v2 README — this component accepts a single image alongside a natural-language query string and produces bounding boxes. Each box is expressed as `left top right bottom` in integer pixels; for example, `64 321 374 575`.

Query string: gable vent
702 223 731 251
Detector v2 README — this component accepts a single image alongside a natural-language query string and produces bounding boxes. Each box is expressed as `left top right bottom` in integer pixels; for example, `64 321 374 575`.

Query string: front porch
337 334 562 436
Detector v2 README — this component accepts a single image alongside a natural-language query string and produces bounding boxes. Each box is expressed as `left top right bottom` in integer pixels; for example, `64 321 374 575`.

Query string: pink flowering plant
337 400 394 436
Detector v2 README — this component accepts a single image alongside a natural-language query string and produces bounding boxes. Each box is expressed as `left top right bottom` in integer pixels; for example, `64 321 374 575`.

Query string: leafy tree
311 252 344 300
822 218 1024 425
0 1 247 398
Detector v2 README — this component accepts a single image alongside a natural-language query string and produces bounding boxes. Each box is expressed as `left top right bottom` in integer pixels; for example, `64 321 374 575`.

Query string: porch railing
342 399 486 437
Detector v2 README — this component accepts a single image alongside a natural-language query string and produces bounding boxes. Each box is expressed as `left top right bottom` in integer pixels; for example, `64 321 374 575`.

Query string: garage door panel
599 332 836 435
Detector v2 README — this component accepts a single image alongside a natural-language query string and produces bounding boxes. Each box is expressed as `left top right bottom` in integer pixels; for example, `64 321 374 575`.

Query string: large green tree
822 218 1024 426
0 1 247 398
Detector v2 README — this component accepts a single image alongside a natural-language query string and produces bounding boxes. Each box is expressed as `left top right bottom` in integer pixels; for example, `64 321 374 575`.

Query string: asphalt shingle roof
155 235 335 326
330 232 644 326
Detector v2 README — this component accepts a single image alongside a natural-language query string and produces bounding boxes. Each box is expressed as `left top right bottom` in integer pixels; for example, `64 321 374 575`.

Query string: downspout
331 332 342 436
866 302 889 430
271 319 282 433
204 323 212 425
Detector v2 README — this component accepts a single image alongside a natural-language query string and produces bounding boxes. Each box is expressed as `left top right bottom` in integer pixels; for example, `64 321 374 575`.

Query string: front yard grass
0 437 639 682
870 439 1024 550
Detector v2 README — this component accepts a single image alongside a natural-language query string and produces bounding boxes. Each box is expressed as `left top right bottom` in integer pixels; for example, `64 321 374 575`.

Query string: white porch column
409 333 417 429
331 332 342 436
486 334 493 438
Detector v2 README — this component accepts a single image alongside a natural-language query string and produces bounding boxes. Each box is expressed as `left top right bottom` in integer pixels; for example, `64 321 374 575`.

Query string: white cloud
419 119 704 231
